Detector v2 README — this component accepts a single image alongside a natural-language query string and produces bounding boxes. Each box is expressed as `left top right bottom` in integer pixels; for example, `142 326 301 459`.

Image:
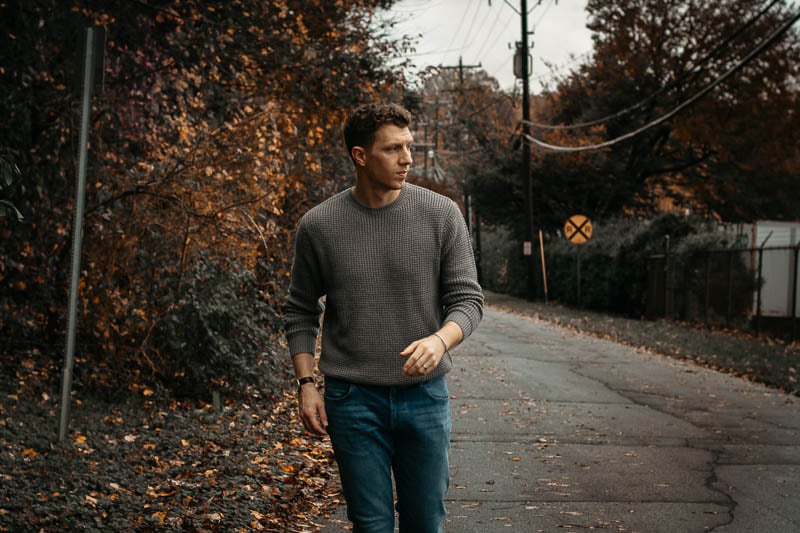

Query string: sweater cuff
446 309 479 340
287 333 318 357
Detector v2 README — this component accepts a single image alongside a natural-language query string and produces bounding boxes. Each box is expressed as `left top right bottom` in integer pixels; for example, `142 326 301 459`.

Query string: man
283 102 483 532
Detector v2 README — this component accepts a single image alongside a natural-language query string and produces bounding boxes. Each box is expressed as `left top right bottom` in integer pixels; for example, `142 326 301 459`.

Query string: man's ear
351 146 367 167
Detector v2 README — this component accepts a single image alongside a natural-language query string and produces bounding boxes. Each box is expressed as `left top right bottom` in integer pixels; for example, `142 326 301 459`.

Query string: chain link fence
646 245 800 341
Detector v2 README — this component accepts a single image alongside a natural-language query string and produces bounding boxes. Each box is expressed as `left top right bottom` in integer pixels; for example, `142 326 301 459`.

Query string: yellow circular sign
564 215 592 245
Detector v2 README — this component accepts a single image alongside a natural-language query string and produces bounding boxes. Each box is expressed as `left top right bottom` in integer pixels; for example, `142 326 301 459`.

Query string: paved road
321 304 800 532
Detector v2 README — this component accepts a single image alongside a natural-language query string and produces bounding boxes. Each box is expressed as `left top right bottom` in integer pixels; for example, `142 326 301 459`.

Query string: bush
613 213 698 317
670 232 756 325
545 222 636 310
479 224 527 298
482 214 722 317
146 257 288 399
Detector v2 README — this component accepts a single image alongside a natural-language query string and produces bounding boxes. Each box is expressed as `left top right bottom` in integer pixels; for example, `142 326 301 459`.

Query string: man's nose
401 147 413 165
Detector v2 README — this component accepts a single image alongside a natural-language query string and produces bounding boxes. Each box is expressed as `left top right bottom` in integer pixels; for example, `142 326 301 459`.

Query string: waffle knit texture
283 183 484 386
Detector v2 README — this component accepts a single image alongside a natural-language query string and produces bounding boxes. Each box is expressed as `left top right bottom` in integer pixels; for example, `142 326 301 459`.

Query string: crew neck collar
348 184 410 212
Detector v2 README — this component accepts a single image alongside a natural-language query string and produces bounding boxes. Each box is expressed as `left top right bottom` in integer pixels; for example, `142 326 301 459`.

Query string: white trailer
752 220 800 318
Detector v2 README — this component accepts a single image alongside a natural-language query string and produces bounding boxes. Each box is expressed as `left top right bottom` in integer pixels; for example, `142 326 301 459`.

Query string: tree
411 67 524 230
535 0 800 222
0 0 409 391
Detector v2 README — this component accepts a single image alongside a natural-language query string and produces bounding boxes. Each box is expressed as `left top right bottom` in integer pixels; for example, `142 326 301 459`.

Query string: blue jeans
324 376 452 533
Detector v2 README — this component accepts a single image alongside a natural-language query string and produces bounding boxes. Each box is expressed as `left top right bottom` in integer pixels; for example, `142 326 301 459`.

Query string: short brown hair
343 103 412 160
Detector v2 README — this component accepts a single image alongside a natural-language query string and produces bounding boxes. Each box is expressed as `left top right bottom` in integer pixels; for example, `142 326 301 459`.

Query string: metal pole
756 246 764 336
59 27 95 442
664 235 671 319
423 120 429 177
726 250 734 326
792 242 799 343
704 251 710 326
539 229 548 303
576 248 582 307
755 232 772 337
475 207 483 284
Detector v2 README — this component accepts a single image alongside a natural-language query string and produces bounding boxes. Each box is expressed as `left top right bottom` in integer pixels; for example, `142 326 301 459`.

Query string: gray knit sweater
283 183 483 386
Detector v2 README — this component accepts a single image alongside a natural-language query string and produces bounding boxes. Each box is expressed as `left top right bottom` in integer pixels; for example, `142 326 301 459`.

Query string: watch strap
297 376 316 389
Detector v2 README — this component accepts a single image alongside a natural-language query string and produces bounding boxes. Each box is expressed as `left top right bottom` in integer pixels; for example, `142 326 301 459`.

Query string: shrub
146 257 288 399
479 224 527 297
483 214 719 317
613 213 697 317
542 221 621 309
670 232 756 325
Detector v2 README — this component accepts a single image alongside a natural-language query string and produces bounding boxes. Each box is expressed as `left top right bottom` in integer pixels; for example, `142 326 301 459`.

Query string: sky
379 0 595 94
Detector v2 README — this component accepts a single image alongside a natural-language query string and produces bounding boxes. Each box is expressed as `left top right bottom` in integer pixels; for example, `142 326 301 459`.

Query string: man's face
359 124 413 192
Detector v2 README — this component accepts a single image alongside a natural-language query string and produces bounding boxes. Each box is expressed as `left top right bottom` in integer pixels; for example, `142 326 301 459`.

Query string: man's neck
351 183 403 209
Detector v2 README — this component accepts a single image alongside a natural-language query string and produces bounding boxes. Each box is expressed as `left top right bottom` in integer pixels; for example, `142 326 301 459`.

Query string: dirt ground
0 353 337 532
2 293 797 531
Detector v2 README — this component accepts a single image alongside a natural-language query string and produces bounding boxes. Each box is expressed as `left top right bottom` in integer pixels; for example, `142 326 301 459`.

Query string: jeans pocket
420 377 449 401
324 377 352 401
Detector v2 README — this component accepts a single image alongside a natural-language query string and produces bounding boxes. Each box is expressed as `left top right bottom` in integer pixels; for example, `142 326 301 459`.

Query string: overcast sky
380 0 594 93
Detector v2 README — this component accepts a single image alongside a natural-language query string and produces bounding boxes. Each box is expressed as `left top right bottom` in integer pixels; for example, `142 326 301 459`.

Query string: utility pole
438 58 482 269
439 56 482 86
521 0 534 301
418 94 450 182
506 0 545 300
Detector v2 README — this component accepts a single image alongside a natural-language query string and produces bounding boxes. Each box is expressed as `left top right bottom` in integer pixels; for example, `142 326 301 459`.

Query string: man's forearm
435 321 463 352
292 352 316 381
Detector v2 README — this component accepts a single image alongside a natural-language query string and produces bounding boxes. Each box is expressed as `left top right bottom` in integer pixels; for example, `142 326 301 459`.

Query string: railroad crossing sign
564 214 592 245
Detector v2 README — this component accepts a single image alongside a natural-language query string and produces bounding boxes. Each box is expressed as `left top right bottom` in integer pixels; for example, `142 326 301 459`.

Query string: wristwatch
296 376 315 390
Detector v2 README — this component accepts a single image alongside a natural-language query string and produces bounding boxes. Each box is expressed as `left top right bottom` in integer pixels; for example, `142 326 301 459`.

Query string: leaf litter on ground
0 351 339 532
4 290 798 531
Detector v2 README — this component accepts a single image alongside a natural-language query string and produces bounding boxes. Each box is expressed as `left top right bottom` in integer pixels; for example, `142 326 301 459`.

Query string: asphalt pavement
320 295 800 532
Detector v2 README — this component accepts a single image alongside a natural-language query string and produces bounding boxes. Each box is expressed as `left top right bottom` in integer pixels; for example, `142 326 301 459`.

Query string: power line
461 0 488 53
522 8 800 153
524 0 785 131
531 0 554 30
489 53 514 79
444 0 478 63
388 0 448 13
474 3 512 62
405 47 463 58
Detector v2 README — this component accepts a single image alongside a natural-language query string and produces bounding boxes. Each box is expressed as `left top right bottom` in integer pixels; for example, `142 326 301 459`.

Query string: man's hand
401 322 463 377
298 384 328 435
400 335 446 376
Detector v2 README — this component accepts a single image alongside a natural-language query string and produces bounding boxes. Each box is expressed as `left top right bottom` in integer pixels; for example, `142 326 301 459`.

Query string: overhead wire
388 0 447 13
522 0 785 131
521 8 800 153
532 0 784 130
488 0 559 88
443 0 477 64
474 2 512 62
460 0 488 58
531 0 554 30
489 53 515 80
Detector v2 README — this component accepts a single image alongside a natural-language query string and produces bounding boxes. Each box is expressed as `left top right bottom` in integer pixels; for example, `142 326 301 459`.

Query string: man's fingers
302 409 327 435
318 405 329 433
299 389 328 435
399 340 419 357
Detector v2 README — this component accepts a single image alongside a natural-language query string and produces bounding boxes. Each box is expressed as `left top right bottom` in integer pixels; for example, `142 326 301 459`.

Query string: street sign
564 215 592 245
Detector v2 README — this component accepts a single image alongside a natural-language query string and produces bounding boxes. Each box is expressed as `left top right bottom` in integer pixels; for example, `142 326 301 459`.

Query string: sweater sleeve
439 201 484 339
283 221 325 357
